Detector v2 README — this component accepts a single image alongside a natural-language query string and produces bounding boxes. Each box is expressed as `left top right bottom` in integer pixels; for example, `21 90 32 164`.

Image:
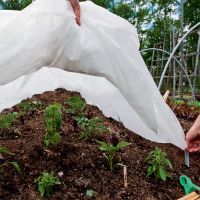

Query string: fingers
188 144 200 152
187 141 200 152
74 7 81 25
185 125 200 152
69 0 81 26
186 128 196 144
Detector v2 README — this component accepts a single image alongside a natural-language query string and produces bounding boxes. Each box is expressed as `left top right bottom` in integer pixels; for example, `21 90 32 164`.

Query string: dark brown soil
0 88 199 200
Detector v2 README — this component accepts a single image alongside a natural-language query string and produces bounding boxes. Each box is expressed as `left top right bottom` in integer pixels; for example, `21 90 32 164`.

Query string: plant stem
108 155 113 172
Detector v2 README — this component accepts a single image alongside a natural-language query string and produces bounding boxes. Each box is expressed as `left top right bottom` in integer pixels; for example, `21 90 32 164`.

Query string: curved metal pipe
140 48 195 99
158 22 200 95
193 31 200 89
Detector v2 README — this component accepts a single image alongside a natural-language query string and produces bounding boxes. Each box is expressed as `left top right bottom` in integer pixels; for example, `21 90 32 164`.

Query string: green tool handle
180 175 200 194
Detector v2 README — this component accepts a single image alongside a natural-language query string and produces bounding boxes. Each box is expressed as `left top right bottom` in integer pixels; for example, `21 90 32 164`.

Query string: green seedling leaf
76 117 107 140
18 100 45 112
8 161 20 173
147 165 154 177
0 112 18 129
0 147 14 155
165 159 173 169
35 172 61 198
44 104 62 147
97 140 131 172
145 147 173 181
65 96 86 115
86 189 95 198
116 141 131 150
0 147 19 174
51 133 62 145
159 166 166 181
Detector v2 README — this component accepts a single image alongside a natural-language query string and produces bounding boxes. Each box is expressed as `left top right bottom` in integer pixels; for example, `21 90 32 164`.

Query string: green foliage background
0 0 31 10
1 0 199 51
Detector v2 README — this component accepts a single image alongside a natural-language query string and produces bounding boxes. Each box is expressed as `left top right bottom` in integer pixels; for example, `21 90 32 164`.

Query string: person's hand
186 126 200 152
69 0 81 26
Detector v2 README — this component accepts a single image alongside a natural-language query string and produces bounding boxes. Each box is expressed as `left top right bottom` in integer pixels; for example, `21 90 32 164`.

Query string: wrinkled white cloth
0 0 186 149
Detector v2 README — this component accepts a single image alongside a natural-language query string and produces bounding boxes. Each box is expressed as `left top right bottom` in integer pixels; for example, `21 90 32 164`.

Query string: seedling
65 96 86 116
75 116 107 140
35 172 61 198
0 147 20 173
86 189 95 198
44 104 62 147
18 100 45 112
0 112 18 129
145 147 173 181
97 140 131 172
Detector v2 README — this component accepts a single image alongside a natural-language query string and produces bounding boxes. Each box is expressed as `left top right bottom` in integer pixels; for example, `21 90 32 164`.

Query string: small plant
86 189 95 198
35 172 61 198
145 147 173 181
44 104 62 147
97 140 131 172
0 112 18 129
18 100 45 112
0 147 20 173
65 96 86 116
171 99 184 105
189 100 200 107
75 116 107 140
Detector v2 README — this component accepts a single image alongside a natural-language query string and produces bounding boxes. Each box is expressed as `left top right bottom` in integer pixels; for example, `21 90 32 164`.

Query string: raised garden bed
0 88 199 200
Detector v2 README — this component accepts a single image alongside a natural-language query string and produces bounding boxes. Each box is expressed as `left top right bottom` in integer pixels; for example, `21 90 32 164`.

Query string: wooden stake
123 165 128 188
163 90 170 102
177 191 200 200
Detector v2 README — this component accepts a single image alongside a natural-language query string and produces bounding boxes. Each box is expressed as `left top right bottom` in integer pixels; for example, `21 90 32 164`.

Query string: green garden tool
180 175 200 194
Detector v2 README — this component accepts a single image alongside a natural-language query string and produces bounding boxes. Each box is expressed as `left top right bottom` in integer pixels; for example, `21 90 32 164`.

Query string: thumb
69 0 81 25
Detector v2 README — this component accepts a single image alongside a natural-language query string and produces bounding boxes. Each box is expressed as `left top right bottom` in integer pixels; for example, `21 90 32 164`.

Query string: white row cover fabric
0 0 186 149
0 67 184 147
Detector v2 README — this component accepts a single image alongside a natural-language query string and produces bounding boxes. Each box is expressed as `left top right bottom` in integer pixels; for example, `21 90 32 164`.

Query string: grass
171 98 200 107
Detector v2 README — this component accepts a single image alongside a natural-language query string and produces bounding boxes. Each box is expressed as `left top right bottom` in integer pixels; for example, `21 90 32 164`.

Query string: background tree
0 0 31 10
1 0 200 91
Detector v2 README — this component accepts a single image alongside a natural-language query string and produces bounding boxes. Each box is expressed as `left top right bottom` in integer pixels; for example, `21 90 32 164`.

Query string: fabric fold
0 0 186 149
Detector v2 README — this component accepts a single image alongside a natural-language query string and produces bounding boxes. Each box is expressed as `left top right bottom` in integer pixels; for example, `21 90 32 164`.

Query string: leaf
80 131 85 139
52 133 61 145
166 172 172 179
99 145 110 151
38 184 45 197
144 154 152 162
97 124 108 133
44 104 62 147
86 189 95 198
159 166 166 181
165 159 173 169
8 161 20 172
44 139 50 147
0 147 13 155
147 166 154 177
36 172 61 197
152 163 157 172
65 96 86 114
116 141 131 150
96 140 108 147
55 180 61 185
0 112 18 129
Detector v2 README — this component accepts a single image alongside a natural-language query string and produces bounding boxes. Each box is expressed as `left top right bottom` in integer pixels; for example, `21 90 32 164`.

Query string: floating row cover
0 0 186 149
